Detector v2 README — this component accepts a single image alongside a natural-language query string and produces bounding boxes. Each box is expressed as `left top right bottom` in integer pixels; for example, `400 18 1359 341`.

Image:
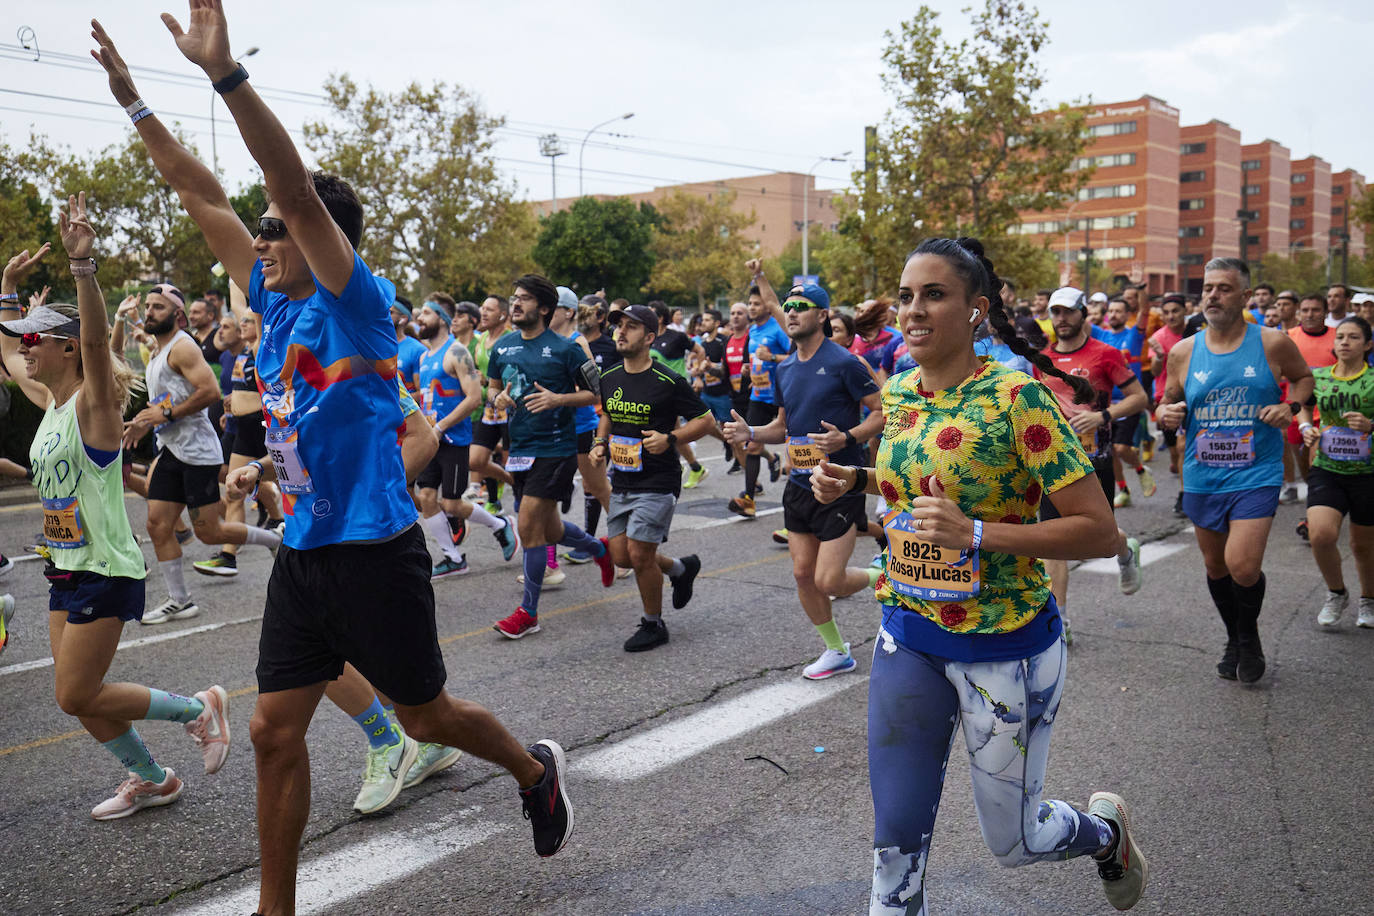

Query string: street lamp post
578 112 634 199
803 153 849 280
211 46 258 176
540 134 568 212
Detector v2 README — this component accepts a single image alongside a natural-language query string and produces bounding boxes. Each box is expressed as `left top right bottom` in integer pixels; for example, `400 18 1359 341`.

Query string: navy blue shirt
776 338 880 485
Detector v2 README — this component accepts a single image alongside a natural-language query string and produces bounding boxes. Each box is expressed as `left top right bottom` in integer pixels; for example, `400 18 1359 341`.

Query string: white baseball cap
1048 287 1087 312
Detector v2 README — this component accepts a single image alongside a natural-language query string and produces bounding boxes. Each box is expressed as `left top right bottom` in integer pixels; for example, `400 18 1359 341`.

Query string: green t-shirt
30 393 146 578
1311 364 1374 474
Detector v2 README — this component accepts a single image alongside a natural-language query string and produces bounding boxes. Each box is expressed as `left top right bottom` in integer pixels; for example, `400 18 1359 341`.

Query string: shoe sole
140 606 200 626
403 747 463 789
624 634 669 652
354 738 420 815
534 739 574 857
192 565 238 577
803 661 857 680
1088 791 1148 910
92 779 183 821
200 685 231 775
495 622 542 639
431 567 470 580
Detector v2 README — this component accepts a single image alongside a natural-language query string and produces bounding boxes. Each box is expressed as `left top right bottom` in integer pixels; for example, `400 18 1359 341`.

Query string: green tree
533 197 656 300
0 136 69 301
646 190 756 309
1257 250 1328 293
828 0 1091 302
304 75 536 301
768 225 836 297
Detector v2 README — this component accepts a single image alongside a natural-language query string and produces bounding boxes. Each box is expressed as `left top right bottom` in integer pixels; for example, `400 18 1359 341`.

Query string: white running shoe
186 685 231 774
1317 590 1349 627
517 568 566 587
1118 537 1142 596
1357 597 1374 629
91 768 183 821
803 643 857 680
141 598 200 625
353 736 419 815
404 743 463 789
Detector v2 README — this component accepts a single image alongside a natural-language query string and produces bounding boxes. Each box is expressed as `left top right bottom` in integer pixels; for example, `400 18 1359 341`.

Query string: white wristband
123 98 147 116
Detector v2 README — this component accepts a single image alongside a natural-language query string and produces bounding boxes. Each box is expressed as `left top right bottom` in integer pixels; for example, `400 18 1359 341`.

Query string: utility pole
1081 224 1092 293
539 134 567 213
1341 202 1351 285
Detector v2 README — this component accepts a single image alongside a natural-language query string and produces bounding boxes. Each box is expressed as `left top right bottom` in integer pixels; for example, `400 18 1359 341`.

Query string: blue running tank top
417 337 472 447
1182 322 1283 493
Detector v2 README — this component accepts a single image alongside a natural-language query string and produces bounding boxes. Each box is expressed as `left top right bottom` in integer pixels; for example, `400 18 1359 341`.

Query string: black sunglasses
257 217 288 241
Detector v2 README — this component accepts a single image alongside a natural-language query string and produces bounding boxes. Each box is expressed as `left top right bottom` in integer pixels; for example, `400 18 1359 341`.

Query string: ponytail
909 238 1096 405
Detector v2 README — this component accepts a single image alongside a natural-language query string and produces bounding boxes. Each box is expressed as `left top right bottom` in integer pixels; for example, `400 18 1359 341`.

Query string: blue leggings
868 627 1109 915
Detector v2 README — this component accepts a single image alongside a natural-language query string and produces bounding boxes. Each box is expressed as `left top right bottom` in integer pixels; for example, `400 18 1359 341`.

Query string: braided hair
909 237 1096 404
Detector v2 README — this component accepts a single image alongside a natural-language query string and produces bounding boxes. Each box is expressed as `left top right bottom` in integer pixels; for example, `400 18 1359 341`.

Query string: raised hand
57 193 96 260
161 0 237 79
29 286 50 310
2 243 50 293
89 20 142 108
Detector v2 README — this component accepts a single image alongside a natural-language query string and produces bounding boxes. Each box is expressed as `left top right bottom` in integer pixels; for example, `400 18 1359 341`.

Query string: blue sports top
417 337 472 447
486 327 588 457
747 315 790 405
1182 322 1284 494
397 335 426 392
249 254 417 549
565 330 600 434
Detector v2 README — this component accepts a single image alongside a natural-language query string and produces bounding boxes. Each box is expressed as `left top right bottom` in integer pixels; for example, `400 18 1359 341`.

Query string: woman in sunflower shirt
1299 315 1374 629
813 238 1148 914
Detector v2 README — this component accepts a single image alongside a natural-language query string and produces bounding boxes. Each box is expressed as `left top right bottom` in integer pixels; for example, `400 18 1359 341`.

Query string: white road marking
674 505 784 531
1075 539 1191 576
0 615 263 678
575 675 867 781
170 813 507 915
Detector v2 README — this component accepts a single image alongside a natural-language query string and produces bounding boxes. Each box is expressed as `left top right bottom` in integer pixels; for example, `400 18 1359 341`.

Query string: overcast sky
3 0 1370 207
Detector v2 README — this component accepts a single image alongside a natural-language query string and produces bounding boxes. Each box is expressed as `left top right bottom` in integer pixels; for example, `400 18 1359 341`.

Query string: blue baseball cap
787 282 830 310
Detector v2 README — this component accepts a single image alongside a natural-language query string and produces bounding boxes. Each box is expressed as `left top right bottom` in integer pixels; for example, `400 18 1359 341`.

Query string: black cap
607 304 658 330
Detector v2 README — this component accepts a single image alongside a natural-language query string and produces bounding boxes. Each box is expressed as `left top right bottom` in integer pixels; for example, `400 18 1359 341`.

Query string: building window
1076 183 1137 201
1243 184 1262 196
1072 152 1137 170
1086 121 1137 138
1180 170 1206 183
1060 245 1136 263
1291 196 1306 207
1242 159 1262 171
1179 226 1205 238
1179 254 1206 266
1180 141 1208 155
1245 235 1260 246
1333 184 1344 194
1180 199 1206 210
1293 240 1306 248
1015 213 1137 235
1292 174 1308 184
1333 206 1344 217
1290 218 1306 229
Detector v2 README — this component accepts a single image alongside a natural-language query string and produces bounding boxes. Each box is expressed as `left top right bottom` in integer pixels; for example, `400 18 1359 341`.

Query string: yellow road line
0 553 788 758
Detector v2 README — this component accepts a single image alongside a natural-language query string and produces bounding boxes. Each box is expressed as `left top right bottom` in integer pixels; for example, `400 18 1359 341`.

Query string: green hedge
1 379 156 467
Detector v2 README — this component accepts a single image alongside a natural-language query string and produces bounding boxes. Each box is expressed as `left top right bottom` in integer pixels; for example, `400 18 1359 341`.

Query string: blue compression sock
102 727 166 783
145 688 204 724
558 522 603 556
522 546 546 615
351 696 401 750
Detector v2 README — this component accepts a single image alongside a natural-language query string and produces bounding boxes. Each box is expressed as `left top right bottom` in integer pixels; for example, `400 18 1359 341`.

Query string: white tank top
146 330 223 466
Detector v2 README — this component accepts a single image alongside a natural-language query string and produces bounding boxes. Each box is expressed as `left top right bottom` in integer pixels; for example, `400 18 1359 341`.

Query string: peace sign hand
58 193 96 260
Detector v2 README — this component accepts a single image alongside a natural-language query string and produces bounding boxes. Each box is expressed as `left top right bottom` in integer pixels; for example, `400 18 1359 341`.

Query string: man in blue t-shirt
91 11 572 898
485 273 615 638
1091 297 1156 507
724 282 885 679
391 295 425 393
729 259 789 516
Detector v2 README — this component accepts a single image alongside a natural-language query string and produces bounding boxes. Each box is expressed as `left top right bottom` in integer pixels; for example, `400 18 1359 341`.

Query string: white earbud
968 311 981 325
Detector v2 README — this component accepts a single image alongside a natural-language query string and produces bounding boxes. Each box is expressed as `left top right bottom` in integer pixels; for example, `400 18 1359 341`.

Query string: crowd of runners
1 3 1373 915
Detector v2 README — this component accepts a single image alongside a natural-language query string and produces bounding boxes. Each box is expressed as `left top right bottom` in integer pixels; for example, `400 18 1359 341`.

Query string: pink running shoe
91 768 183 820
494 607 541 639
186 685 231 774
594 537 615 588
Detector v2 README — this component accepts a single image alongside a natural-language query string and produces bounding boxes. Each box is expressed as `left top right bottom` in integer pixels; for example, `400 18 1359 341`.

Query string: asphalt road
1 452 1371 916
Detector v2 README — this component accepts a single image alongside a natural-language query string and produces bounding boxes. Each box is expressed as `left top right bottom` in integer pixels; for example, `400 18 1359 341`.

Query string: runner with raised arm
91 13 571 913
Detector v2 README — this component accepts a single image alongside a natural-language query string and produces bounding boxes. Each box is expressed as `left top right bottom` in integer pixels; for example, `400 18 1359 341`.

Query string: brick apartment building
1332 169 1368 260
531 171 840 258
1178 120 1242 292
1240 140 1292 269
1289 156 1333 252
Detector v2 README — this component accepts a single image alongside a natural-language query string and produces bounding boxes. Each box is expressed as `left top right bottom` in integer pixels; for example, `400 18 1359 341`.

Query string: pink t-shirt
1149 325 1184 401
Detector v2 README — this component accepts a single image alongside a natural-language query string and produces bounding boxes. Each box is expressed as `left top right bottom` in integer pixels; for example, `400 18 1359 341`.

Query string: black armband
576 358 602 401
848 466 868 494
212 63 250 95
843 430 857 449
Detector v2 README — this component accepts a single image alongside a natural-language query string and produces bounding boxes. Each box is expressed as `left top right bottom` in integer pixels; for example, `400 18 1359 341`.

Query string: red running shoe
494 607 541 639
594 537 615 587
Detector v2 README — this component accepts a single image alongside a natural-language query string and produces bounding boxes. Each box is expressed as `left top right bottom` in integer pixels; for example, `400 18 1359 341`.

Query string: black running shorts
1306 466 1374 526
510 454 577 503
147 447 222 509
472 421 509 452
256 523 447 706
416 442 470 500
230 412 268 460
782 479 865 541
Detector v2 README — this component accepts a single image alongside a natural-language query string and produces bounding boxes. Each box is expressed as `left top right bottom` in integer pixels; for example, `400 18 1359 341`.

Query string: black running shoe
1216 640 1238 680
1236 634 1266 683
768 453 781 482
624 616 670 652
727 460 742 475
520 740 573 857
669 554 701 610
1173 493 1186 518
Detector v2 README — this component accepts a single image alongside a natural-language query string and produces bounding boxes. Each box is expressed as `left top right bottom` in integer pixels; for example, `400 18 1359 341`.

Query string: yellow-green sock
815 619 845 653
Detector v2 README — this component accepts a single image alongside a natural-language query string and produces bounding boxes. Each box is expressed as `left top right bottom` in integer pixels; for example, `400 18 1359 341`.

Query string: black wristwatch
843 430 857 449
162 406 174 422
666 432 678 449
1288 401 1300 415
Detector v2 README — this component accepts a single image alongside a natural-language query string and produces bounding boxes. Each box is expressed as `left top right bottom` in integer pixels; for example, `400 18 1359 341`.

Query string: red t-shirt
1148 325 1184 401
1288 325 1337 369
1035 338 1135 420
724 332 750 390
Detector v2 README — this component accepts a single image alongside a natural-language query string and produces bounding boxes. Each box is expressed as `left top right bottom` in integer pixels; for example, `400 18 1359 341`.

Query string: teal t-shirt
486 327 587 457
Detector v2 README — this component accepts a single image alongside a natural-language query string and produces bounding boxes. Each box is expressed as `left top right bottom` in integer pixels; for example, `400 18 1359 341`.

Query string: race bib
730 374 742 393
231 353 248 383
1320 426 1371 462
609 435 643 472
420 386 437 420
506 455 535 473
882 511 980 602
42 496 87 549
481 402 510 425
787 436 825 470
1195 428 1255 467
750 358 772 393
266 426 314 495
150 391 173 432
